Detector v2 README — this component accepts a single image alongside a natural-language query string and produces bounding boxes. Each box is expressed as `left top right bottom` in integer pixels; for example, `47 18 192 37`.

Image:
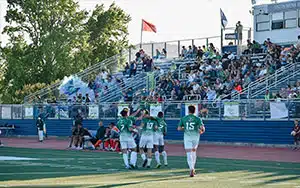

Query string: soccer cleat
142 159 148 167
125 166 132 169
190 169 195 177
129 164 135 169
164 163 168 167
156 164 161 169
193 169 196 175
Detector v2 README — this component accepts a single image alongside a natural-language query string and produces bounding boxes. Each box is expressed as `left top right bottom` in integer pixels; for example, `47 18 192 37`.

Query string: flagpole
140 20 143 49
221 27 223 54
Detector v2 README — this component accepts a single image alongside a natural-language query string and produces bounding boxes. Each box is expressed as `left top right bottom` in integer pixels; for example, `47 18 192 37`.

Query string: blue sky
0 0 290 46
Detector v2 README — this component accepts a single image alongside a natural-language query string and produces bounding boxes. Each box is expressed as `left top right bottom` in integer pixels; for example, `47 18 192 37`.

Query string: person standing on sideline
139 110 158 168
36 117 45 142
292 120 300 150
177 105 205 177
0 130 3 146
117 109 138 169
154 112 168 168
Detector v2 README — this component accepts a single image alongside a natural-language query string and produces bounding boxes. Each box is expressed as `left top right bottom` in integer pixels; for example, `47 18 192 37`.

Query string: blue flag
220 9 228 28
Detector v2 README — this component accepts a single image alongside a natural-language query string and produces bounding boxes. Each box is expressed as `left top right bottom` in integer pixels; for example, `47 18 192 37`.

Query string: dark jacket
96 126 105 139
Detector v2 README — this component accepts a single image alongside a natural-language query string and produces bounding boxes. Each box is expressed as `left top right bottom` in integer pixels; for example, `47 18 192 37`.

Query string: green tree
0 1 130 104
86 3 131 66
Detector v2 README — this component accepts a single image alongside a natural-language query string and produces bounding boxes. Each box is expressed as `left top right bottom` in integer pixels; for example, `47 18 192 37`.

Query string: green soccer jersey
178 114 204 137
117 117 133 137
156 117 167 134
127 116 136 125
141 117 158 136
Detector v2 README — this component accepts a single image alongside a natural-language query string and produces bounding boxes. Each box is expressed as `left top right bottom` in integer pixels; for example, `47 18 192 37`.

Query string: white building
253 0 300 44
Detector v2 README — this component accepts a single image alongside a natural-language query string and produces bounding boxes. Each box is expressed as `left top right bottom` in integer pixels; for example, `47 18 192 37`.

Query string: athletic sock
130 151 137 166
162 151 168 165
186 152 193 170
141 153 146 161
155 151 161 164
147 158 152 166
123 153 129 167
191 151 197 169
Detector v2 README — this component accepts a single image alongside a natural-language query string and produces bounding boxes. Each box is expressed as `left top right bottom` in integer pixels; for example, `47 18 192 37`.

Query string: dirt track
1 137 299 163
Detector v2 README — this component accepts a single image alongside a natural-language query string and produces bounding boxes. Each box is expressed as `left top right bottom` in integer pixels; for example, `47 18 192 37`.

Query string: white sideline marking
0 156 38 161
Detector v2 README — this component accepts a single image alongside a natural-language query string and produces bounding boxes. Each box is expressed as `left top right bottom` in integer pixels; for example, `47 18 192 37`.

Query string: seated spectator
93 121 106 149
129 61 137 77
109 123 120 152
70 123 84 150
252 40 261 54
292 120 300 150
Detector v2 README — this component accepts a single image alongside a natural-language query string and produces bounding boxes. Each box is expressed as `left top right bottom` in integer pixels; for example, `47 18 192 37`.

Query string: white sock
141 153 146 161
191 151 197 169
155 151 161 164
123 153 129 167
130 151 137 166
162 151 168 165
186 152 193 170
147 158 152 166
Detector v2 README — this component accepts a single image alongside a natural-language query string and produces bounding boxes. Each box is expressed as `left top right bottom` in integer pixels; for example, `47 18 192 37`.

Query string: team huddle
117 105 205 177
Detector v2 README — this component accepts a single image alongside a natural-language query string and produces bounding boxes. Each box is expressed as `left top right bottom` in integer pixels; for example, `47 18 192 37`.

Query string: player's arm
154 119 159 130
163 122 167 136
130 109 141 117
177 119 184 131
199 118 205 134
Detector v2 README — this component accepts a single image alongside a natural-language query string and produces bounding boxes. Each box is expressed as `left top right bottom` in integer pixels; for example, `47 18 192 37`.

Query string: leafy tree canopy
0 0 131 104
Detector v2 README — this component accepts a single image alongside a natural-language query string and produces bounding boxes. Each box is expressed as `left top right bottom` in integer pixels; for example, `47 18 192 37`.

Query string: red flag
142 19 157 33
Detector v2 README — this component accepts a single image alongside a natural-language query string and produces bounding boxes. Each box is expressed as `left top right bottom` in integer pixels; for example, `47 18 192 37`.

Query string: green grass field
0 147 300 188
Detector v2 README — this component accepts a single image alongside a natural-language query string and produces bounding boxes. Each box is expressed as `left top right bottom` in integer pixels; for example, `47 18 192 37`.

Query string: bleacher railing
1 99 299 121
227 62 300 99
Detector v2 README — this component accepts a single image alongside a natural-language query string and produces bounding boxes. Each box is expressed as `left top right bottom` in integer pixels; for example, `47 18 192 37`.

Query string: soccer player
117 109 138 169
177 105 205 177
139 110 158 168
154 111 168 168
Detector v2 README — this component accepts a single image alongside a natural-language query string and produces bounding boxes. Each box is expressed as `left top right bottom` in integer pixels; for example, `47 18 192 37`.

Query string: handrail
225 62 298 99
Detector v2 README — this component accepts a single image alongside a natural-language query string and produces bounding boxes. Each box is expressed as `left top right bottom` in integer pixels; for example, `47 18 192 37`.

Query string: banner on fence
150 103 162 117
88 105 99 119
270 102 288 119
118 104 130 117
224 102 239 117
1 106 11 119
59 106 70 119
24 106 33 119
184 103 199 116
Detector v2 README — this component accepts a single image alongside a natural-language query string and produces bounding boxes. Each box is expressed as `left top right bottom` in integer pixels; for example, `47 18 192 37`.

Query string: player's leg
73 135 79 148
38 129 44 142
139 135 148 167
120 141 130 169
128 138 138 169
78 136 83 150
184 137 195 177
146 135 154 168
153 133 161 168
160 135 168 166
190 138 200 175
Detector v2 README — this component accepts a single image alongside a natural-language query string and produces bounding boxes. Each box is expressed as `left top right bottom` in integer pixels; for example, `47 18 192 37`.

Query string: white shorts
184 135 200 150
153 133 164 146
139 135 154 149
120 135 136 149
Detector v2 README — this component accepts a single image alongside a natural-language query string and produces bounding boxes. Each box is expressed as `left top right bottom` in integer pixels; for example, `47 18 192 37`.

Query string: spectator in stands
129 61 137 77
93 121 106 149
292 120 300 150
181 46 187 58
264 90 270 101
197 46 204 60
252 40 261 54
235 21 243 45
123 62 130 76
162 48 167 58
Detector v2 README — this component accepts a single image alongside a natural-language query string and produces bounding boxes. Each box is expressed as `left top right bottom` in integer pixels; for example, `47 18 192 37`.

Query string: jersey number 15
186 122 195 130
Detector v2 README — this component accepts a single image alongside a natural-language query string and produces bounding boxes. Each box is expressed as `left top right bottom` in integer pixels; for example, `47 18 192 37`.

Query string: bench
0 124 16 136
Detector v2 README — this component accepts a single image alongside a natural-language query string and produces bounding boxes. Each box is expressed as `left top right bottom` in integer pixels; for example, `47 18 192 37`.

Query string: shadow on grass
1 147 300 187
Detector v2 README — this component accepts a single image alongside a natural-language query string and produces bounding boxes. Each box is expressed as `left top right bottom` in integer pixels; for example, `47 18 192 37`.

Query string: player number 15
186 122 195 130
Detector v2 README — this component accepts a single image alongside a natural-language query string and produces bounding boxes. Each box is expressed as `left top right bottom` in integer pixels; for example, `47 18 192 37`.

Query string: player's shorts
139 134 154 149
184 135 200 150
120 135 136 149
153 132 164 146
